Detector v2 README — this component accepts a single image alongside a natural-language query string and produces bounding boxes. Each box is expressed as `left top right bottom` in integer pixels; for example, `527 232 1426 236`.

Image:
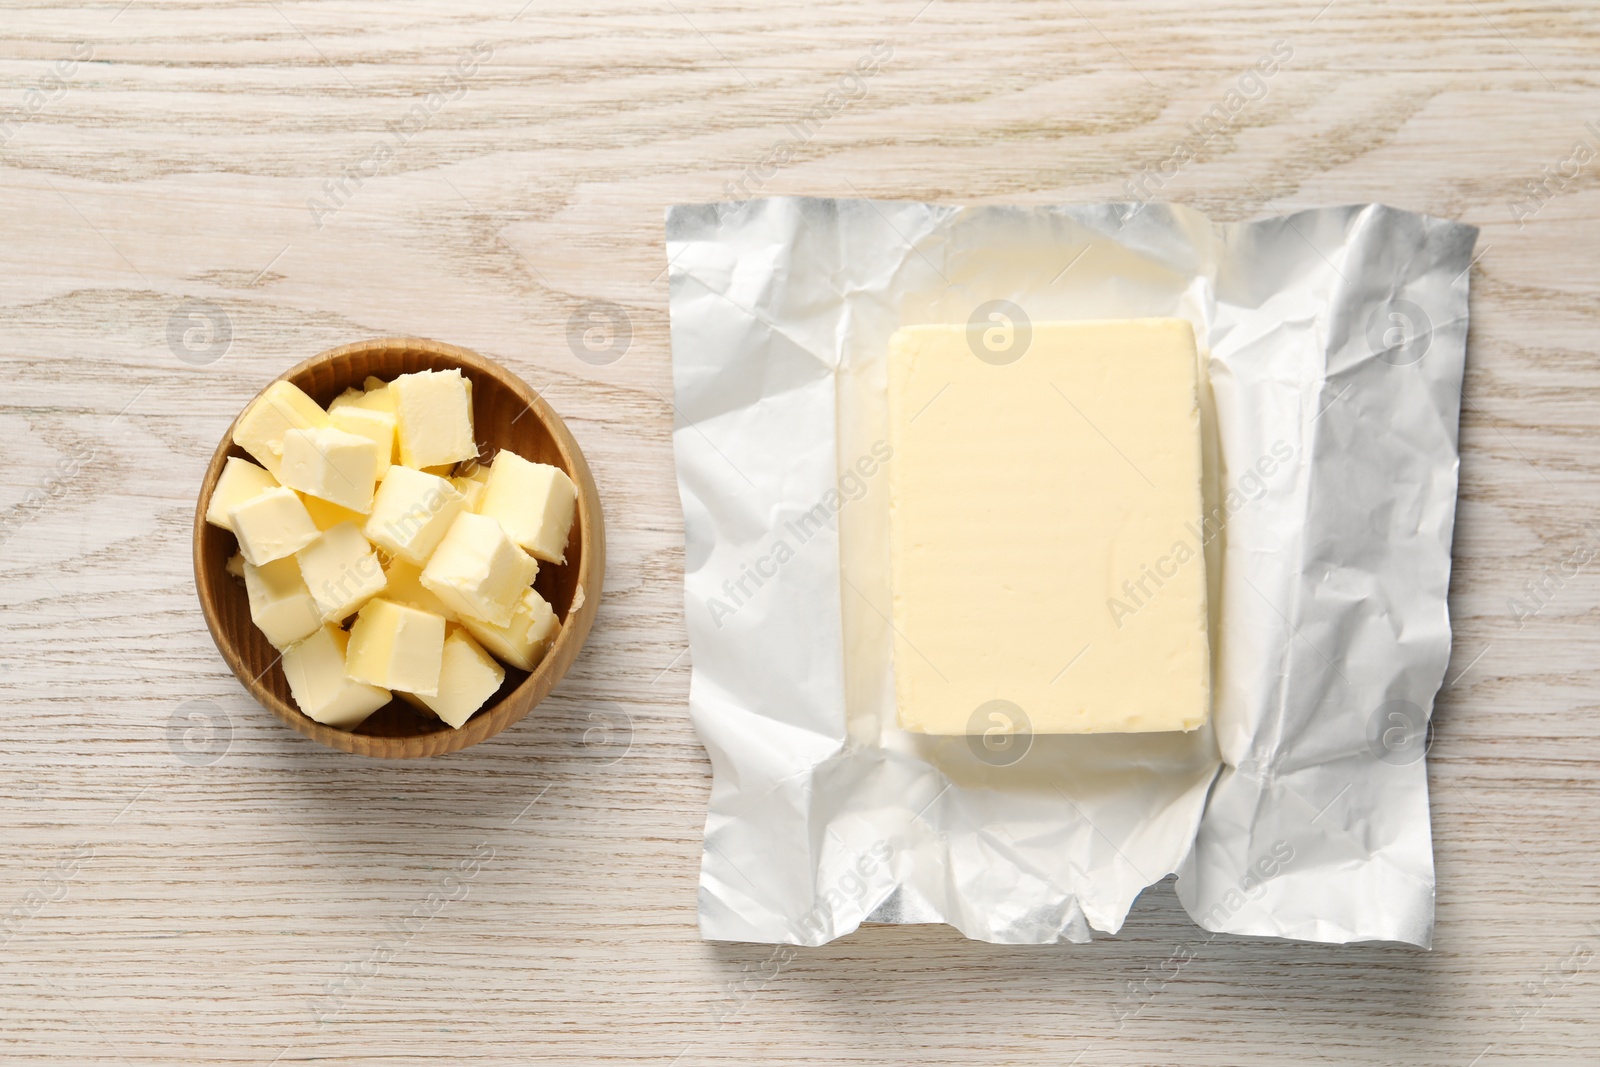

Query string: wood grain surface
1 2 1597 1064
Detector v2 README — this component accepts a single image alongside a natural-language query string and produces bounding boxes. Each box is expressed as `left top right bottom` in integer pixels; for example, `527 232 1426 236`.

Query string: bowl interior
195 339 596 757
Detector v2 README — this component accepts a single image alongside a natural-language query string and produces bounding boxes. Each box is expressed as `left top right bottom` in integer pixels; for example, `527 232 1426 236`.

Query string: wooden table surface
3 2 1597 1064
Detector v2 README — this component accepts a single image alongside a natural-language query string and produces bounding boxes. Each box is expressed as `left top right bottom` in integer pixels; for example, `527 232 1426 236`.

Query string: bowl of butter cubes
193 337 605 758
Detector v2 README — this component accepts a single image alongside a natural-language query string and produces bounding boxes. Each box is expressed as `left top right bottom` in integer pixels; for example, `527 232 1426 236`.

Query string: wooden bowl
193 337 605 758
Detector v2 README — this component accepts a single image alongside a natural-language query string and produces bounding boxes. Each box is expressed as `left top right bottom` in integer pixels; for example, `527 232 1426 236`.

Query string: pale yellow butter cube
205 457 278 532
242 556 321 649
232 381 329 480
298 492 366 532
282 624 391 730
329 405 395 478
457 586 559 671
229 486 319 566
479 452 577 564
363 466 467 565
382 556 458 622
329 378 395 415
411 628 505 728
225 552 246 579
295 521 387 623
419 512 537 627
279 426 380 514
391 369 476 469
345 598 446 696
451 475 486 513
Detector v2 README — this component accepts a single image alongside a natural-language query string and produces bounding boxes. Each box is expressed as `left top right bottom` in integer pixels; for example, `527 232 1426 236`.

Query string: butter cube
295 521 387 623
382 556 458 622
363 466 467 565
329 405 395 478
225 552 246 579
281 624 391 730
205 457 279 531
457 586 558 672
345 598 446 696
479 452 578 564
242 556 321 649
279 426 380 514
451 475 486 513
232 381 329 480
410 628 505 728
229 486 319 566
298 492 366 532
419 512 537 626
887 319 1210 735
391 369 476 469
329 378 395 415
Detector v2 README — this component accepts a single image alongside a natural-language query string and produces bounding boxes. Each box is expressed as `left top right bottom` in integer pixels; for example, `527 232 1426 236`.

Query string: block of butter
345 597 446 696
278 426 381 514
479 451 577 564
204 457 277 532
457 586 558 671
391 369 476 469
420 512 537 627
282 624 391 730
232 380 329 480
887 318 1210 735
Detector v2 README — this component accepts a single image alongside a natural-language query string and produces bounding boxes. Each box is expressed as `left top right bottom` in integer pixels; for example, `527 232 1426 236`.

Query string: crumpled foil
666 198 1476 947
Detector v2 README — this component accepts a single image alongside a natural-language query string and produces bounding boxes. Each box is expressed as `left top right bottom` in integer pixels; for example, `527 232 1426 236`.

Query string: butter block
281 624 391 729
391 369 476 469
329 405 396 478
232 381 329 480
279 426 380 514
345 598 446 696
225 552 246 579
229 486 319 566
295 521 387 623
363 466 468 565
206 457 279 532
457 586 558 672
410 628 505 728
382 556 458 622
242 556 321 649
329 378 395 415
887 319 1210 735
298 492 366 532
451 475 485 512
420 512 537 627
479 451 577 564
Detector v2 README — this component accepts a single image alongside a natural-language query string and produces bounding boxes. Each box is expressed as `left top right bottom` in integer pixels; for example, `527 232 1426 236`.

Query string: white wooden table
2 2 1597 1063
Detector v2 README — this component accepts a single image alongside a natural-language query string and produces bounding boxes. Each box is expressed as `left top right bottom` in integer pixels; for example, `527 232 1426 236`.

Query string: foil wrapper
666 199 1476 947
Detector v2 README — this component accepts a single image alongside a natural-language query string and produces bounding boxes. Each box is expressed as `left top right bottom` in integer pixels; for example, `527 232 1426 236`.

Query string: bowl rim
192 336 605 759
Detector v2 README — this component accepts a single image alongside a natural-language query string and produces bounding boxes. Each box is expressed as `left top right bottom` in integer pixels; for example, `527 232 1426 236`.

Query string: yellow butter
298 492 366 532
232 380 328 480
228 486 319 566
279 426 380 514
887 319 1210 736
391 369 476 469
457 586 559 672
382 556 458 622
295 521 387 623
205 457 278 532
410 628 505 729
363 466 467 565
344 597 446 696
419 512 537 627
329 405 396 479
479 451 577 564
242 556 321 650
281 624 391 729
